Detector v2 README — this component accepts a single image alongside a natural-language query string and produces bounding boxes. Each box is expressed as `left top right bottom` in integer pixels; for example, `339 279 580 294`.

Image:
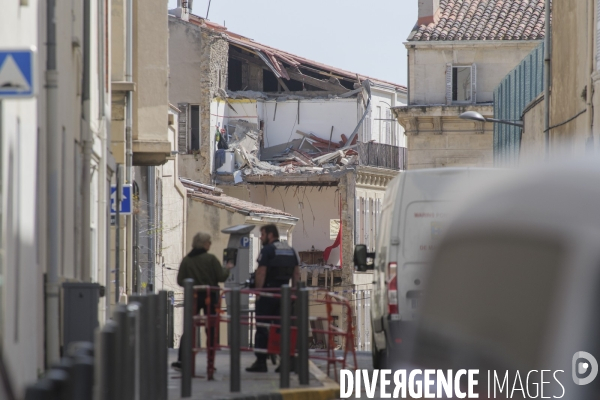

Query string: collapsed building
168 5 407 350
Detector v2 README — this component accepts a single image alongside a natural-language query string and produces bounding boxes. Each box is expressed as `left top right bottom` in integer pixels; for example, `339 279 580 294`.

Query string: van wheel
371 334 387 369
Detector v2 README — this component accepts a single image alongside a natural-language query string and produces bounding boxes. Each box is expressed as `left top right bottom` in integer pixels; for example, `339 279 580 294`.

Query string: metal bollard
167 291 175 348
127 302 141 400
230 288 241 392
130 295 149 400
158 291 168 400
181 279 194 397
70 355 94 400
99 321 118 400
280 285 291 389
147 294 159 400
113 305 129 400
298 288 309 384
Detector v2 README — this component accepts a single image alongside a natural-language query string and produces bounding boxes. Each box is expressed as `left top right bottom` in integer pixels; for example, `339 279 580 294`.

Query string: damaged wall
169 16 229 183
262 99 359 148
222 185 343 267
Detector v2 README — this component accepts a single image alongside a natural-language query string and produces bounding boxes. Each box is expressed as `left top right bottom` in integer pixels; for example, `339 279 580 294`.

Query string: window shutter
471 63 477 104
177 102 189 154
446 63 453 105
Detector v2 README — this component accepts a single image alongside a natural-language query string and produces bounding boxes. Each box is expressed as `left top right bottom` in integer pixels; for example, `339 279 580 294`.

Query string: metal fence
357 142 406 170
494 42 544 167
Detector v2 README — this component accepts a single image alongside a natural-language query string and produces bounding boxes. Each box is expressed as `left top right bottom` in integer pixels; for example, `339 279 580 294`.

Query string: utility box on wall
62 282 101 350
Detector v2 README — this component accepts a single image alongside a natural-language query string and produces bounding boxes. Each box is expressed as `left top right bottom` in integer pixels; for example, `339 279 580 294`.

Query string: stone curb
216 361 340 400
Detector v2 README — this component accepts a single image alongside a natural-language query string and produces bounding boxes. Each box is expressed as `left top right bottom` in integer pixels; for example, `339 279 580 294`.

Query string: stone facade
169 16 229 183
395 105 494 169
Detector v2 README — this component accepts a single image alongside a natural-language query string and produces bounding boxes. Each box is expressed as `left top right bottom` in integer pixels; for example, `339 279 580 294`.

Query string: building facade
394 0 545 169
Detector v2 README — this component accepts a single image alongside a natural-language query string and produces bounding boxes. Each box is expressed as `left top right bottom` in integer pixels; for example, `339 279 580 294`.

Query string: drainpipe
543 0 552 158
586 0 595 151
147 167 156 292
81 0 93 282
45 0 61 366
125 0 134 297
126 0 133 183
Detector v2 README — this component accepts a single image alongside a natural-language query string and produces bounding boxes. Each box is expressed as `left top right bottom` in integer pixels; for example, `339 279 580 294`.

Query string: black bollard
181 279 194 397
167 291 175 348
230 288 241 392
113 305 128 400
99 321 118 400
280 285 291 389
70 355 94 400
298 288 309 384
158 291 168 400
126 302 141 400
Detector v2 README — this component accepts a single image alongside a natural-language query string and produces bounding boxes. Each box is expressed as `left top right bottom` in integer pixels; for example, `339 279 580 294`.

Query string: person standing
171 232 234 370
246 224 300 372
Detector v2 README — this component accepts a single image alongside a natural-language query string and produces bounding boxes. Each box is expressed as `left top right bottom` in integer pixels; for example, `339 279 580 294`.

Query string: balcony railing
356 142 406 171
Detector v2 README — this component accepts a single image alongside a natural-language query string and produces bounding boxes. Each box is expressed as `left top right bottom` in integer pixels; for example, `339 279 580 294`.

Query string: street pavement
167 348 339 400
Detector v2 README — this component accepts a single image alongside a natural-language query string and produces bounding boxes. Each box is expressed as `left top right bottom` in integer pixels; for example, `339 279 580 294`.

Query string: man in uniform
246 224 300 372
171 232 234 371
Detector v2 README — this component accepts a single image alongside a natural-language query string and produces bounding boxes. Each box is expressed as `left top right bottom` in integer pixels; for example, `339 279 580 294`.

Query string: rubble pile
218 121 361 178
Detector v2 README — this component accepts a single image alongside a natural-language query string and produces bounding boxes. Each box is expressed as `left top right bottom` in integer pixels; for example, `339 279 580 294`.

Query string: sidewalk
167 349 340 400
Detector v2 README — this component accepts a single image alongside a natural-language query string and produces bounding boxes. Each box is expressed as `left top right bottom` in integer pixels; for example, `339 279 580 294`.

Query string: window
446 63 476 105
453 66 472 102
190 105 200 151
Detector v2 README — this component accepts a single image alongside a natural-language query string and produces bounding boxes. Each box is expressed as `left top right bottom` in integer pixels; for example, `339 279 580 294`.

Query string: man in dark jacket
172 232 233 370
246 224 300 372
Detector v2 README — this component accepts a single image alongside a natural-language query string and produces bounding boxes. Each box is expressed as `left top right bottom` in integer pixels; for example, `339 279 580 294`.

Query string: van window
402 201 453 262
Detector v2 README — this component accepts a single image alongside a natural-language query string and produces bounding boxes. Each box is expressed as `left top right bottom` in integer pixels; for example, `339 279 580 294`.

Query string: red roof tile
410 0 547 41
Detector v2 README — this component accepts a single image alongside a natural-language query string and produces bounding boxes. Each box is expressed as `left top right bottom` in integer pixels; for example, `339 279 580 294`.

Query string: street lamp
459 111 523 127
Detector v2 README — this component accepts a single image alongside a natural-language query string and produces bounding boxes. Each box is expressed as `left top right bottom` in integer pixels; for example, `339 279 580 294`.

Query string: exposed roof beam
285 68 347 94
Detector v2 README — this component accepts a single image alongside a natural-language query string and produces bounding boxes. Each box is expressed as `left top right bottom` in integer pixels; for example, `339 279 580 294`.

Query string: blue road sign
240 236 250 248
0 48 35 98
110 184 132 214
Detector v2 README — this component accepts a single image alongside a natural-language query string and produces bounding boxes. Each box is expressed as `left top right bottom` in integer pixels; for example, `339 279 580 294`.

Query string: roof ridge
409 0 546 42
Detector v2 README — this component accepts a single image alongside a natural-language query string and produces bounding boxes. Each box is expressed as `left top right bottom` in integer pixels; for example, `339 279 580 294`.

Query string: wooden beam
285 68 347 93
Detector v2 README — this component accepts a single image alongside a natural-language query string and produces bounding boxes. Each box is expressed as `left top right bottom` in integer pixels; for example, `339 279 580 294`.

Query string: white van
357 168 499 368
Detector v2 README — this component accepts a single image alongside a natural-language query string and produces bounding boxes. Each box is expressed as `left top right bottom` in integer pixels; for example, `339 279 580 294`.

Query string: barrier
24 292 170 400
180 283 358 397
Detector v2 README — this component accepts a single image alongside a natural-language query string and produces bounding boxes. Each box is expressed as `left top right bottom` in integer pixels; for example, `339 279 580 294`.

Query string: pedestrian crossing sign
0 48 35 98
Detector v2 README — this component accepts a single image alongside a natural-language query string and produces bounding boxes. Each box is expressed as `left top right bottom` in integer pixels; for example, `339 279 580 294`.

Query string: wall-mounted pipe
586 0 595 151
543 0 551 157
45 0 61 366
81 0 93 282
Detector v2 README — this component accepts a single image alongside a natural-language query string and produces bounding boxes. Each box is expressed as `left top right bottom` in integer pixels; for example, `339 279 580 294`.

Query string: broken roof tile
181 178 296 218
410 0 547 42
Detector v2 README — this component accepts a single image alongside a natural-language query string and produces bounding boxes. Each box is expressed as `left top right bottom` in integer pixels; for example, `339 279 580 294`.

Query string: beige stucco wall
395 105 494 169
133 0 168 142
221 185 343 266
169 17 229 183
548 0 592 155
407 41 541 105
520 96 546 165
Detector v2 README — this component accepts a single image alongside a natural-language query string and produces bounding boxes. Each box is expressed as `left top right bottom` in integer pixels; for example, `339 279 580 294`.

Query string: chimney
418 0 440 25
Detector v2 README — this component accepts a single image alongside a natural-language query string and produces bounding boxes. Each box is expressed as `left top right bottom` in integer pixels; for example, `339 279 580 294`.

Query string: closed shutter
446 63 453 105
471 63 477 104
177 102 188 154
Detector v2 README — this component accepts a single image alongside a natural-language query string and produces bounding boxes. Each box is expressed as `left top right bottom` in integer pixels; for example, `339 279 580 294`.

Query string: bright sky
167 0 419 86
